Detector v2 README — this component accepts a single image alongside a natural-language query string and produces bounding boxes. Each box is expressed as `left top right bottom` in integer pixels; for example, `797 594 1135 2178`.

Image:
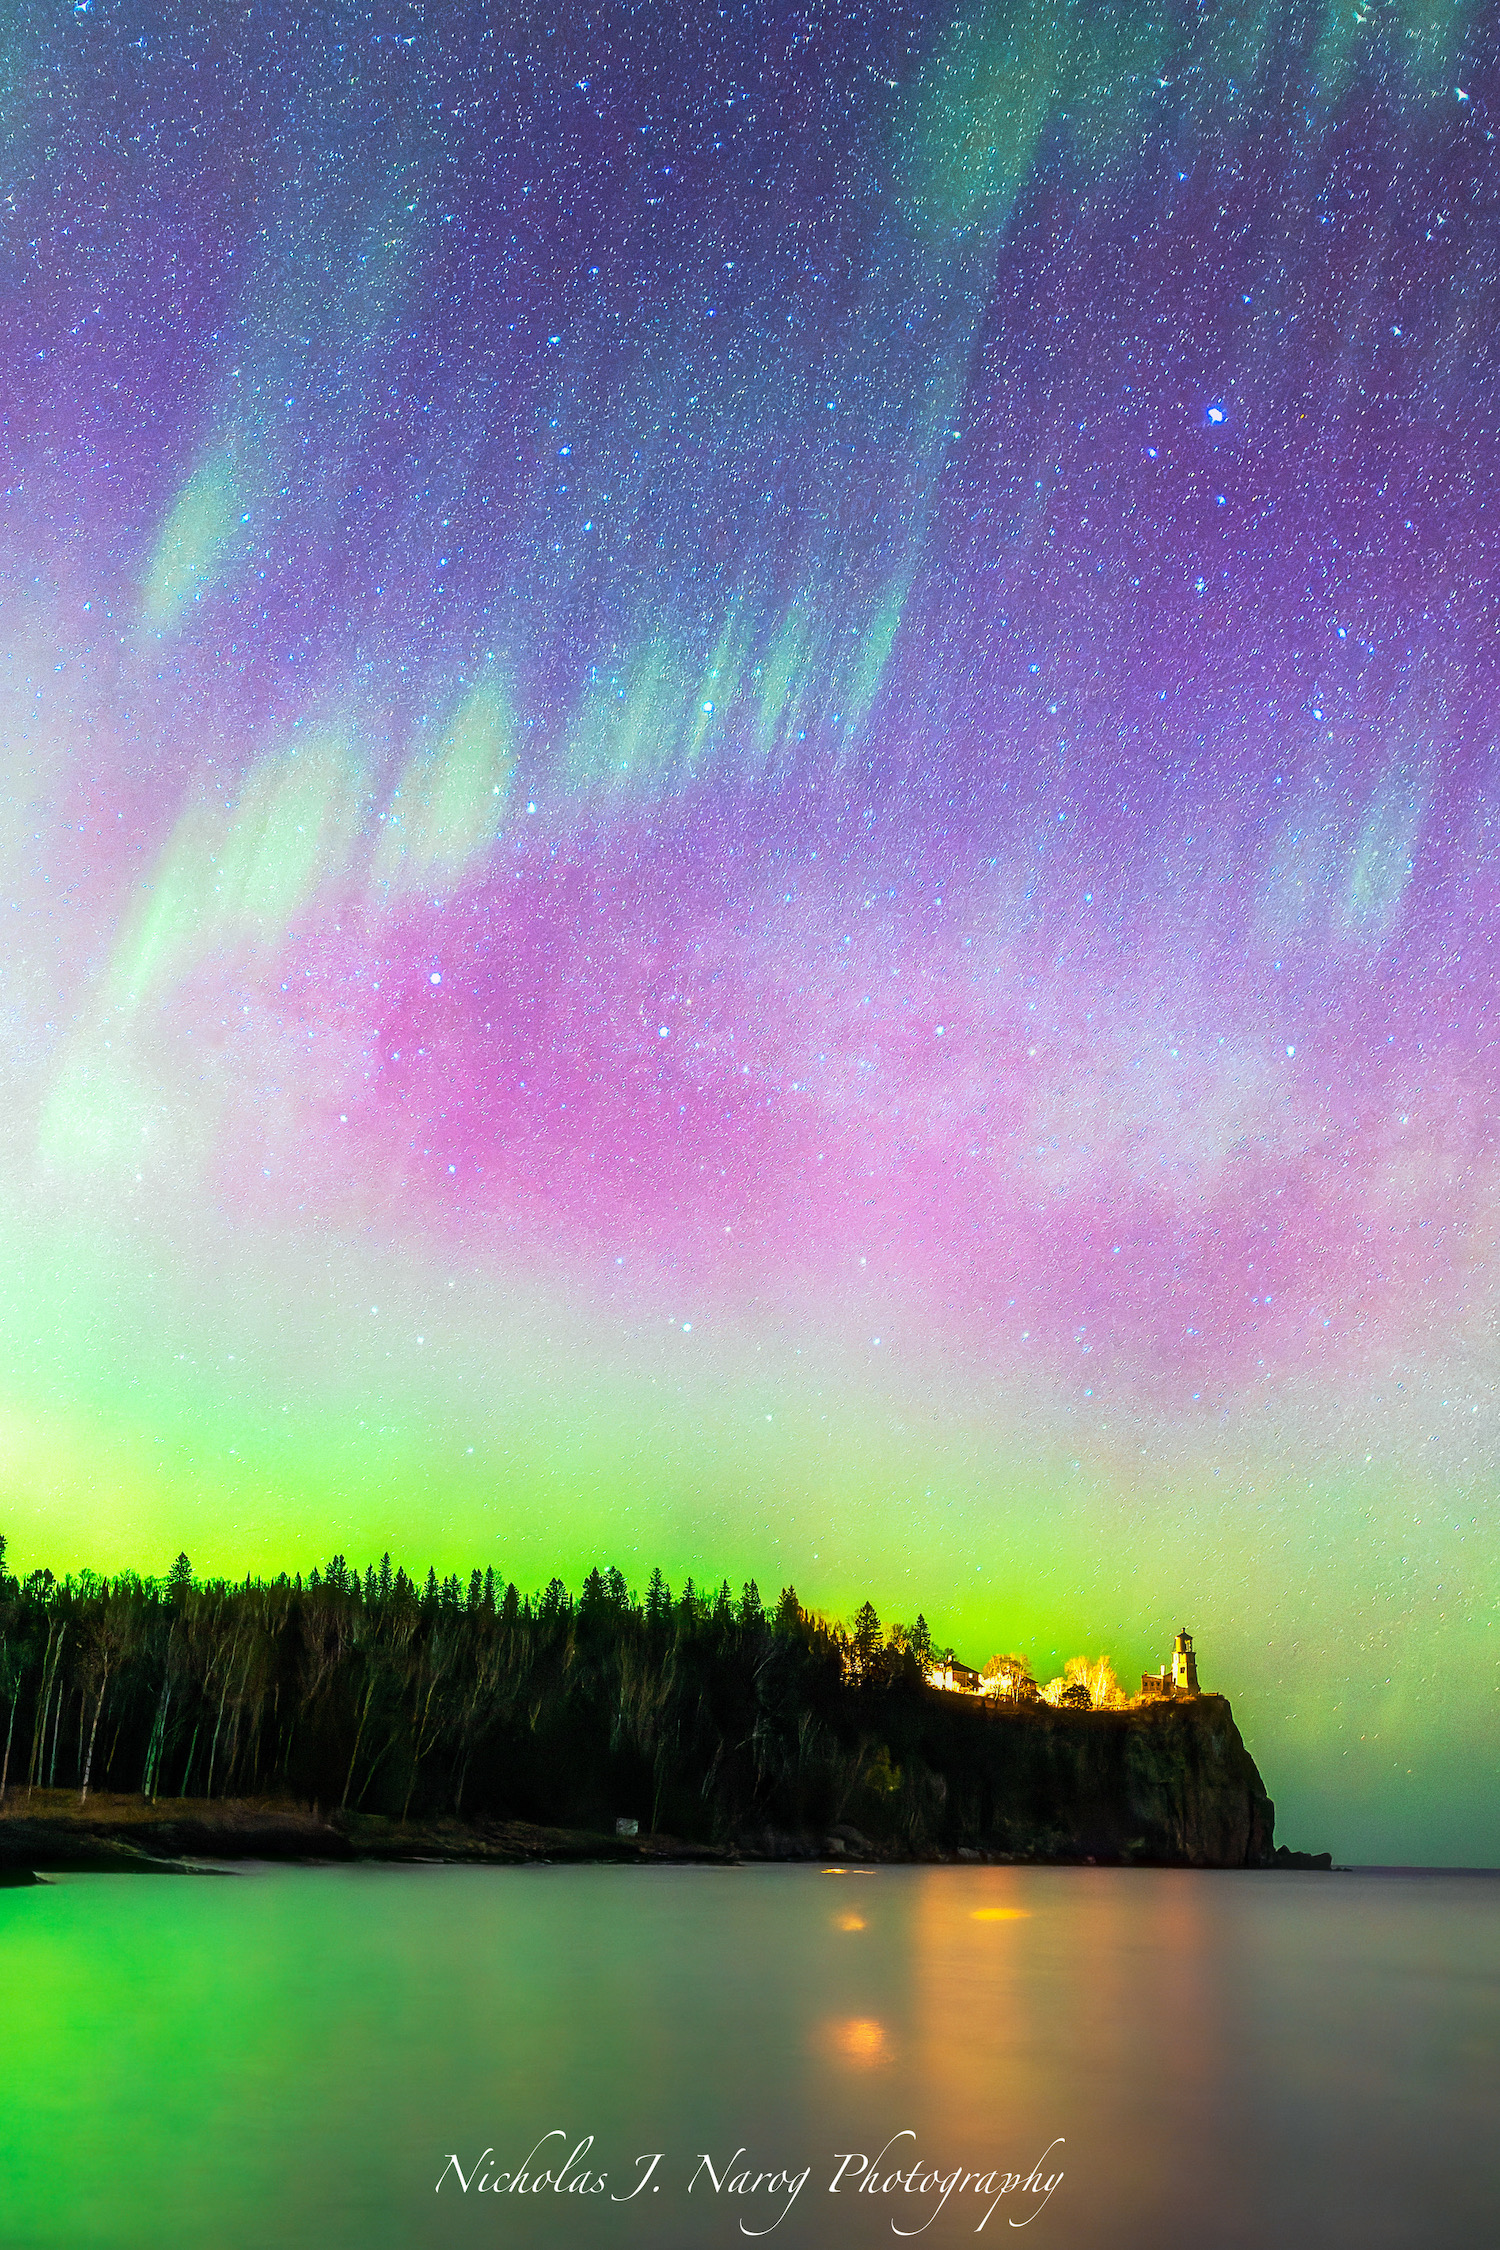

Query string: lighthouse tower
1171 1629 1200 1694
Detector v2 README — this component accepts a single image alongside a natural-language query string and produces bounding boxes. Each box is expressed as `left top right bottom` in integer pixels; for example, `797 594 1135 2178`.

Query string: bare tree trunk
401 1673 441 1825
652 1742 672 1836
79 1664 111 1805
143 1624 176 1799
355 1738 393 1809
341 1669 378 1809
204 1630 240 1801
26 1684 45 1796
27 1622 59 1796
247 1696 266 1793
47 1680 67 1786
157 1704 175 1797
142 1687 171 1799
0 1695 15 1803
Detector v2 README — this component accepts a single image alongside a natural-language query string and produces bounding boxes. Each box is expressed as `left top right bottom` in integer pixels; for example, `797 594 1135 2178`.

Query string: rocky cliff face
910 1691 1278 1867
1120 1695 1278 1865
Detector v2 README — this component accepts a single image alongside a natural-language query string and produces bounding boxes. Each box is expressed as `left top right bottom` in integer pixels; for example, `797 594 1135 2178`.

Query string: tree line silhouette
0 1532 998 1843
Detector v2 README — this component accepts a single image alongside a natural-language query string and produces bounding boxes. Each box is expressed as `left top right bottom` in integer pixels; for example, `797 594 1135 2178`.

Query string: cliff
889 1690 1279 1867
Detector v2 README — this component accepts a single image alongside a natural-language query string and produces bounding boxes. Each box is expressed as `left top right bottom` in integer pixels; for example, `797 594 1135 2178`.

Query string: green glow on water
1 1865 1495 2249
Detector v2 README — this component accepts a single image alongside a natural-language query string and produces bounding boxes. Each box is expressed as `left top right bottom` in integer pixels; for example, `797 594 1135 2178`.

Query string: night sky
2 1 1495 1860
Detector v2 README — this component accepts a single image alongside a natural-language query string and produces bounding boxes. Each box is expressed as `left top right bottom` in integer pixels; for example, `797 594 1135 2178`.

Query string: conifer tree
852 1601 882 1678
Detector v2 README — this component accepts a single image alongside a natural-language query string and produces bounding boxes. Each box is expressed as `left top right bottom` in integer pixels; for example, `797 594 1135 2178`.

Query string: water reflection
0 1866 1495 2250
824 2017 892 2069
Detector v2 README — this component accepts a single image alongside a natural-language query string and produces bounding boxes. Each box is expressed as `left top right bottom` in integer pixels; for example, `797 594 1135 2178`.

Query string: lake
2 1864 1496 2248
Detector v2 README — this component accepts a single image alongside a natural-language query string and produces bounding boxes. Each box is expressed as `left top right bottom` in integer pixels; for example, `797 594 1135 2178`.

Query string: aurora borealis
1 0 1496 1860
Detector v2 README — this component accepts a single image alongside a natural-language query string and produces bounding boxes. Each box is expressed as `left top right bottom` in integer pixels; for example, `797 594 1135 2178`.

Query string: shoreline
0 1789 1333 1876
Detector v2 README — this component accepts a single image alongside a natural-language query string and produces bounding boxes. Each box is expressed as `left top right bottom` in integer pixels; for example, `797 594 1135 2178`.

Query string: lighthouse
1171 1628 1200 1694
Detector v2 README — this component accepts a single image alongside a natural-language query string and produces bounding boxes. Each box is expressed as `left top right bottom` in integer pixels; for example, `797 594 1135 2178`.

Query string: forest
0 1533 969 1842
1 1534 1269 1864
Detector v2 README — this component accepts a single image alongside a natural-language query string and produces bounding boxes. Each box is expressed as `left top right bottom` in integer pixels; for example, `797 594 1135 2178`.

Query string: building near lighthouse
1140 1628 1201 1699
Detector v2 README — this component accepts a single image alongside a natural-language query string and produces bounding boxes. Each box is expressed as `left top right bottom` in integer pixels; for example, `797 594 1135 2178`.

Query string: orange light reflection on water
823 2016 890 2067
895 1868 1236 2237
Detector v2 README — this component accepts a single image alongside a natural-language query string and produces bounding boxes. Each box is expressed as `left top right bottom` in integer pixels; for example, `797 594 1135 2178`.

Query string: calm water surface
2 1864 1496 2249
